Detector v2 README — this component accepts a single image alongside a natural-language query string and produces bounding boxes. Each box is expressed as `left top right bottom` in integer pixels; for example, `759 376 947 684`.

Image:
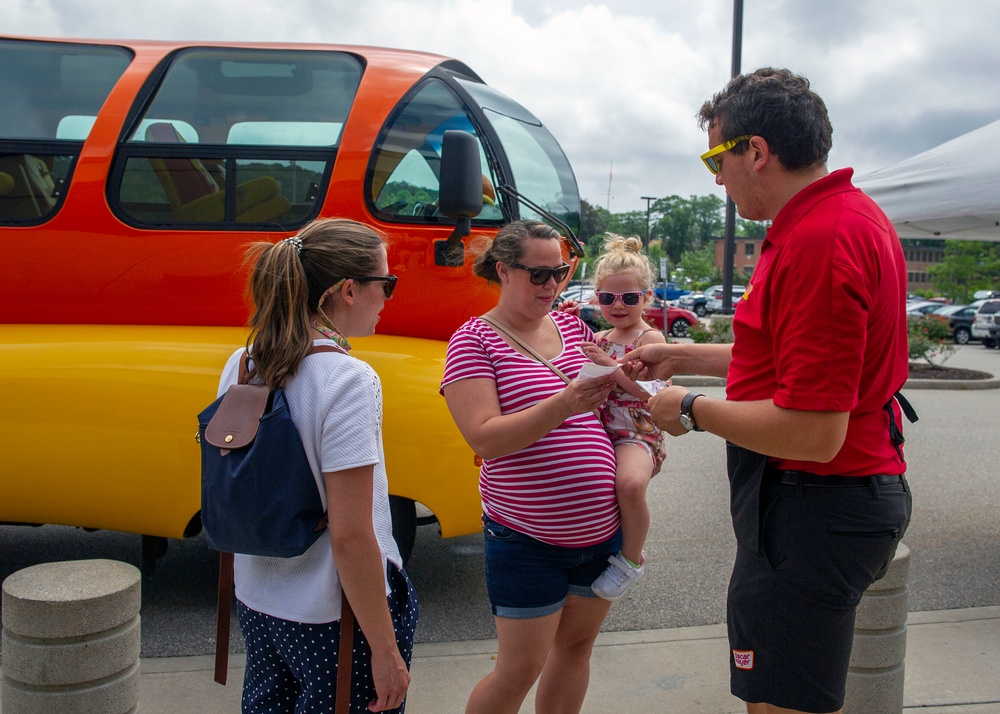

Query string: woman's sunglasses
596 291 644 306
352 275 398 299
509 262 571 286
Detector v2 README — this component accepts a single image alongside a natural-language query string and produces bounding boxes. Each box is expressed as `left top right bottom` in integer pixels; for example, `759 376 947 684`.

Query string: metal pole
722 0 744 314
642 196 656 252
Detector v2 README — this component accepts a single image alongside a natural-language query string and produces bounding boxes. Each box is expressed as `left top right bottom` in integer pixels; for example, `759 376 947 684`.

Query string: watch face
679 413 695 431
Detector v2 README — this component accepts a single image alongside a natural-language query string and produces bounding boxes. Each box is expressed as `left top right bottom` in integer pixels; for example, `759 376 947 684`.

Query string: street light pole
641 196 656 252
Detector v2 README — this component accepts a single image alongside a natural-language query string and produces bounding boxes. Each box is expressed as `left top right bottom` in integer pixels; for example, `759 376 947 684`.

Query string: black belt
767 469 904 488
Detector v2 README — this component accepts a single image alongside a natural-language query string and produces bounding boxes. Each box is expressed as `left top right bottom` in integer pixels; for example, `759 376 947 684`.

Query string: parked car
578 299 699 338
906 301 947 316
677 290 710 317
930 304 979 344
989 324 1000 349
556 285 596 306
972 300 1000 347
706 285 748 314
972 289 1000 300
653 282 691 301
678 283 744 317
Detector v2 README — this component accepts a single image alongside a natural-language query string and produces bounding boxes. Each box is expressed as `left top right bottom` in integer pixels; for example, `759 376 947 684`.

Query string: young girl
582 234 668 600
221 218 417 713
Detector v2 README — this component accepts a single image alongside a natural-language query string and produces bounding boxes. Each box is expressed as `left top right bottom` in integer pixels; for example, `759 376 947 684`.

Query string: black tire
389 495 417 565
954 327 971 345
669 317 691 337
694 304 707 317
984 338 997 349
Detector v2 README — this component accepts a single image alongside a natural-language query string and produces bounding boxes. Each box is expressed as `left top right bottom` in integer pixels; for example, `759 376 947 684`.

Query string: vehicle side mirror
436 130 483 266
439 130 483 220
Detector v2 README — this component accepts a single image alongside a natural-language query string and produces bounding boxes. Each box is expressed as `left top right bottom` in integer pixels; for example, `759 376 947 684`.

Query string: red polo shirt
727 168 909 476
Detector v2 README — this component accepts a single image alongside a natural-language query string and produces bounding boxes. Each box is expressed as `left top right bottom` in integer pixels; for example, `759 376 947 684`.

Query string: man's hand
623 343 677 381
646 385 692 436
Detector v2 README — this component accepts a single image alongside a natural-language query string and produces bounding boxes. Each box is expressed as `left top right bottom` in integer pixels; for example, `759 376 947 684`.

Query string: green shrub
907 314 955 367
688 317 733 344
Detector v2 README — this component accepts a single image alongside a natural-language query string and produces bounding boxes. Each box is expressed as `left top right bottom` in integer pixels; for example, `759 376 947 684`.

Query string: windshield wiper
496 184 585 258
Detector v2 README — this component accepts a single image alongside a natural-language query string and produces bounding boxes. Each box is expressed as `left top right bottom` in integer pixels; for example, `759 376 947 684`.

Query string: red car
579 298 700 337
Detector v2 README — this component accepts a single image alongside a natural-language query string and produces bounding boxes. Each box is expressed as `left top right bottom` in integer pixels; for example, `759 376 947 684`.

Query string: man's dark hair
697 67 832 171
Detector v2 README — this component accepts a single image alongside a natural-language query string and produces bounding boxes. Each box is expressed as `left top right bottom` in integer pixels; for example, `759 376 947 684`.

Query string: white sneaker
591 552 645 600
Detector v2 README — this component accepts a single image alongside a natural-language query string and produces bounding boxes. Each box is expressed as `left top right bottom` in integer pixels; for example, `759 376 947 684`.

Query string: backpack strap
884 390 919 463
211 343 343 686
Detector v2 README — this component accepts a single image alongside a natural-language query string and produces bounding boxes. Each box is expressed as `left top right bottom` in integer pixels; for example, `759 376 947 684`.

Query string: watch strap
681 392 705 432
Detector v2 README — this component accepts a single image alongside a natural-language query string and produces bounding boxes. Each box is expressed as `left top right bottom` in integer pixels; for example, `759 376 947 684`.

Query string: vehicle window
113 48 362 228
457 78 580 235
0 39 132 225
369 79 503 223
980 301 1000 315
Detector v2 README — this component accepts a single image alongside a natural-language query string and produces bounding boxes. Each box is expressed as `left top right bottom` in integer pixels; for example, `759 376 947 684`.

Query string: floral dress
595 329 668 475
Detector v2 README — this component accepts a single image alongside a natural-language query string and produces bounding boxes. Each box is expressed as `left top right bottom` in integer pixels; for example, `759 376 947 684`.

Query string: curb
672 375 1000 390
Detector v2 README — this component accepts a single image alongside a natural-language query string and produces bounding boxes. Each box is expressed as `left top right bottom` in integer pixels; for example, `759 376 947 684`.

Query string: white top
218 339 402 623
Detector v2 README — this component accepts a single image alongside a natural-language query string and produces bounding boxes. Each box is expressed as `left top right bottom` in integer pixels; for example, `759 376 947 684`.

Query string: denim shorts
482 514 622 619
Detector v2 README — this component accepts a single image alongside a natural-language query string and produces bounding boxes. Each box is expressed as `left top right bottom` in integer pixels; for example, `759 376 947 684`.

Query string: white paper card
575 362 622 380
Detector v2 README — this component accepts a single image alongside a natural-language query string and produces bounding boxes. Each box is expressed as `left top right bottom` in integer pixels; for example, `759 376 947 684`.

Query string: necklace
310 317 351 351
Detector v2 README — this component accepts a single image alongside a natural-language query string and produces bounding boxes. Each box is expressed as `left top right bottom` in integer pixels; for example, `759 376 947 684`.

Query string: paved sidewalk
134 606 1000 713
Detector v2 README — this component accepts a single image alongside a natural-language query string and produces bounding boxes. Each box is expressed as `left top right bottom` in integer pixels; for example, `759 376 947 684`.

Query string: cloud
7 0 1000 212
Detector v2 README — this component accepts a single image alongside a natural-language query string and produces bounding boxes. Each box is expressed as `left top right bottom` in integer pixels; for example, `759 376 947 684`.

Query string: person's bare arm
327 466 409 712
624 342 733 380
647 385 849 462
443 374 615 460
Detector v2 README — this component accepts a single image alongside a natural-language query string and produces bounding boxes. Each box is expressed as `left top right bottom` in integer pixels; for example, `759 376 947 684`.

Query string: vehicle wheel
389 495 417 565
670 317 691 337
984 338 996 349
954 327 971 345
694 305 707 317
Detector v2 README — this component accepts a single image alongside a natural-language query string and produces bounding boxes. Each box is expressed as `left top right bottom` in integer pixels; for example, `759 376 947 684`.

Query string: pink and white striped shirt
440 311 619 547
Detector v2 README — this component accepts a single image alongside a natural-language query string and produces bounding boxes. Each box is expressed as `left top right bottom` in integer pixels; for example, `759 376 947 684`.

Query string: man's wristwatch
679 392 705 432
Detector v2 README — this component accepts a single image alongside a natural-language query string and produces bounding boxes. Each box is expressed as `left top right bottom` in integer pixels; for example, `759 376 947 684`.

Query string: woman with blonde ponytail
217 218 418 713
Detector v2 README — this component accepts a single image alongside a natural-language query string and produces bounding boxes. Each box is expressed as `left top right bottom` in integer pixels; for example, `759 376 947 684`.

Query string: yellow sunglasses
700 135 752 174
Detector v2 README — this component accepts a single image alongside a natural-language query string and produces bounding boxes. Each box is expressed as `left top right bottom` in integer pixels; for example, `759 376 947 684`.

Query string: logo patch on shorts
733 649 754 670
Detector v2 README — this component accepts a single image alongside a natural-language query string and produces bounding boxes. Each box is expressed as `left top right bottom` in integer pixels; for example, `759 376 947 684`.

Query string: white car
972 299 1000 347
906 301 947 316
555 285 596 306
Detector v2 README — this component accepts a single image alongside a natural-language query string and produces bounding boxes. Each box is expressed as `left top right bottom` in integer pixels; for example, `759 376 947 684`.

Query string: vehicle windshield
456 78 580 236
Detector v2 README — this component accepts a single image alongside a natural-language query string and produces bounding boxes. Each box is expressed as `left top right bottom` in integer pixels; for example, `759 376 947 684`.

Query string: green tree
607 210 647 240
579 199 610 245
929 241 1000 303
651 194 725 264
677 245 717 287
736 218 767 237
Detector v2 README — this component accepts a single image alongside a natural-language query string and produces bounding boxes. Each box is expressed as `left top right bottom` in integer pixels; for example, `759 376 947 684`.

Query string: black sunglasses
352 275 398 299
596 290 643 306
509 262 571 286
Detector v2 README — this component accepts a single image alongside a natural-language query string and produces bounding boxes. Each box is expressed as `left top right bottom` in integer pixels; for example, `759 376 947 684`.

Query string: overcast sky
9 0 1000 213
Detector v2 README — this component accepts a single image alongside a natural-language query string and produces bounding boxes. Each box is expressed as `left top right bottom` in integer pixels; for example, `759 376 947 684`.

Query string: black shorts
727 472 911 713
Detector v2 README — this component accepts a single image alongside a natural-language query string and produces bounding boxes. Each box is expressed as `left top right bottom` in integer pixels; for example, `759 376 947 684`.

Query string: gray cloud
7 0 999 212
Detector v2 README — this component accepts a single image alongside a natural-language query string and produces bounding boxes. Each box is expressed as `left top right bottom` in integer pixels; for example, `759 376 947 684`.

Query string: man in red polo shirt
627 68 912 714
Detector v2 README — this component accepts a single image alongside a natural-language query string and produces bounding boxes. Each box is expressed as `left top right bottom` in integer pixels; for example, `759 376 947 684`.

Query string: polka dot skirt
238 563 419 713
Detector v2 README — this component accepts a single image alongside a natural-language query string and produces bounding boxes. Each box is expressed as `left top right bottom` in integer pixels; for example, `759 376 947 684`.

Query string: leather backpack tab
205 383 269 455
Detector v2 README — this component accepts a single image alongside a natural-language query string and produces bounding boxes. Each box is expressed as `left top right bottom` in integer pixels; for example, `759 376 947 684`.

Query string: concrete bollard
2 559 141 714
844 542 910 714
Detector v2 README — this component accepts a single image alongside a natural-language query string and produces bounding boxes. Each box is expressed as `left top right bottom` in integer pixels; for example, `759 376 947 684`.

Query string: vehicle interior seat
144 123 290 223
0 154 57 219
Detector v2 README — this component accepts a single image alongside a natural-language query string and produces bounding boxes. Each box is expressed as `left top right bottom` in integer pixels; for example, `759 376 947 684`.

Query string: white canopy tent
854 119 1000 242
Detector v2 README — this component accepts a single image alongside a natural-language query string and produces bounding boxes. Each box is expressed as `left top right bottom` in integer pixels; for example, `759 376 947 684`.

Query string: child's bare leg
615 443 653 565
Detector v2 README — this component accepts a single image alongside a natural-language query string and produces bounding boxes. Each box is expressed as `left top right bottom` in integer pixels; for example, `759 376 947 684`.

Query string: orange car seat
145 123 290 223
